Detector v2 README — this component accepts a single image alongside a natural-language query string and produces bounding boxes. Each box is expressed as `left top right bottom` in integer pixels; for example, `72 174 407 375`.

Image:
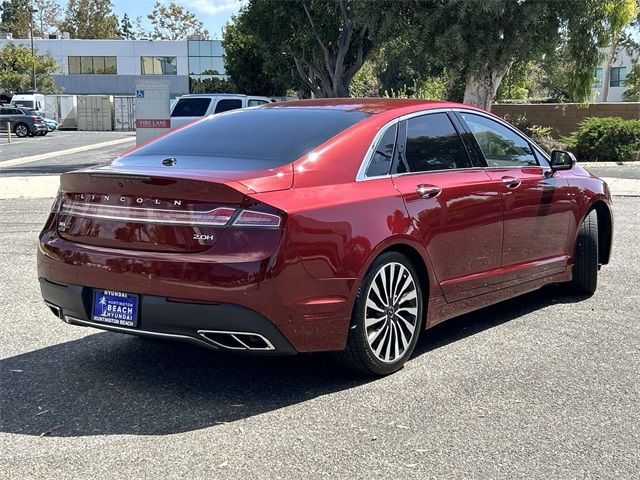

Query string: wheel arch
587 200 613 265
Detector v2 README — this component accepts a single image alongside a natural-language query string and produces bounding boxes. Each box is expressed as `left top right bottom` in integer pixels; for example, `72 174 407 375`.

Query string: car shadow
0 286 588 438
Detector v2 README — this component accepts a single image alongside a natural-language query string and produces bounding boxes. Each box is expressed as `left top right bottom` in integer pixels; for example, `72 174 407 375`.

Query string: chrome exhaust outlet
197 330 275 351
44 301 63 319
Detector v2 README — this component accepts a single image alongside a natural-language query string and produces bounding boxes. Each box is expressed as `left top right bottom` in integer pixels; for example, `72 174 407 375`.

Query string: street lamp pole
29 7 38 91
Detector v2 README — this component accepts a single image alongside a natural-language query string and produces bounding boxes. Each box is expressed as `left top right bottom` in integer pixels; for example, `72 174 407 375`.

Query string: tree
147 1 208 40
32 0 63 37
222 13 295 96
225 0 383 98
623 62 640 101
59 0 119 39
0 0 31 38
0 42 58 93
119 13 135 39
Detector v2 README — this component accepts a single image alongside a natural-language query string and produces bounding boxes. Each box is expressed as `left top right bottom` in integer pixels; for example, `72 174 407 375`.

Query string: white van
170 94 272 129
10 93 46 112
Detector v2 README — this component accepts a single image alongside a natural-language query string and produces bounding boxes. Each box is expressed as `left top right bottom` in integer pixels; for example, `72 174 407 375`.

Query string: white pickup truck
169 94 272 129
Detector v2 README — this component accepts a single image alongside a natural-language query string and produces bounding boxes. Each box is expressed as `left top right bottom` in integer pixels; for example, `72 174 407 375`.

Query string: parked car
19 108 59 133
0 106 48 137
38 99 613 375
169 93 272 129
10 92 46 112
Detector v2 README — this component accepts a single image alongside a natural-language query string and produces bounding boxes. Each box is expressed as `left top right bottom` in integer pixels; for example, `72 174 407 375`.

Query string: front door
457 112 573 285
391 112 505 302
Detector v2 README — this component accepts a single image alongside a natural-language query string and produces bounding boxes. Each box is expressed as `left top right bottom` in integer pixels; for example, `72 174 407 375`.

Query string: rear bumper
37 228 354 353
39 278 298 354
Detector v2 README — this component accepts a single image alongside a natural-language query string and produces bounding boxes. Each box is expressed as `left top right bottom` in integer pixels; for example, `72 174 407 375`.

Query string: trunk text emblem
162 157 177 167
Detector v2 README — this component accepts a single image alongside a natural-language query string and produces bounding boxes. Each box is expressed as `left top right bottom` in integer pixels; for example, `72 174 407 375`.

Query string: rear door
456 111 573 285
390 111 505 302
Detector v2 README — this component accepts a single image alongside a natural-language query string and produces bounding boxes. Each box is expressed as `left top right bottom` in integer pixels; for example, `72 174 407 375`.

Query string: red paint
37 99 613 353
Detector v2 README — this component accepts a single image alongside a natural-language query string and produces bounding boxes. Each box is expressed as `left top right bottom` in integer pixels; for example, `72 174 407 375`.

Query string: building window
140 57 177 75
68 56 117 74
188 40 226 93
593 68 603 88
610 67 627 87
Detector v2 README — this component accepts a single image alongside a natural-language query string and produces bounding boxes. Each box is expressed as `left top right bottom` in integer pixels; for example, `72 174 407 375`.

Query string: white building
592 46 638 102
0 37 226 97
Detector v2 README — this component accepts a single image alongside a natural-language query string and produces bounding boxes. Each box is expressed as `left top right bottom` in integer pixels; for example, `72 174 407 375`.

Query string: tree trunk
463 62 513 111
601 43 618 103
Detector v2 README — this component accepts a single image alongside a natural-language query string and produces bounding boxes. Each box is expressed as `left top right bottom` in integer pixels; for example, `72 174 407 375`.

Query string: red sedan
38 99 613 375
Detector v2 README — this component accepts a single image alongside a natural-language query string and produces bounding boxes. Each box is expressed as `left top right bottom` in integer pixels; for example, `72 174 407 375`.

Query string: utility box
114 96 136 132
77 95 113 131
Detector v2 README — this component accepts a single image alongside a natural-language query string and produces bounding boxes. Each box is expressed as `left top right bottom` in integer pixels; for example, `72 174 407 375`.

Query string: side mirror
550 150 576 172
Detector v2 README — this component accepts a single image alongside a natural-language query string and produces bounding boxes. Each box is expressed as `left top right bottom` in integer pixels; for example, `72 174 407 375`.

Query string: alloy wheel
364 262 419 363
15 124 28 137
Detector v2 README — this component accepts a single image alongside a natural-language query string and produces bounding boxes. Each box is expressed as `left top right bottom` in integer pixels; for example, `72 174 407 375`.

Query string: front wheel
336 252 424 375
14 123 29 138
570 209 598 295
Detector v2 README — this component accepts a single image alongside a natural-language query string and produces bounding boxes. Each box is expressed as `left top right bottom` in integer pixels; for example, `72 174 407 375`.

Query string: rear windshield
171 98 211 117
130 108 370 166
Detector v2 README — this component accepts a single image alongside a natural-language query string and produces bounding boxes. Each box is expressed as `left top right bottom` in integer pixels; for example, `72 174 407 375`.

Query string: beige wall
492 103 640 137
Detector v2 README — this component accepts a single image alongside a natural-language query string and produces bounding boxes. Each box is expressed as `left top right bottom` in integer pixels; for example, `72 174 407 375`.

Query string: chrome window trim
452 108 551 168
356 106 553 182
356 108 454 181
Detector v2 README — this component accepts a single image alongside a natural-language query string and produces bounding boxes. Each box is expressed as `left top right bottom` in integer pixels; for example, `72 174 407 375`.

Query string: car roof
262 98 479 115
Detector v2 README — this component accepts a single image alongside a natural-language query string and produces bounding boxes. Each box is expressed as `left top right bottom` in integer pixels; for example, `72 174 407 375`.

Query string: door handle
416 184 442 199
501 176 521 189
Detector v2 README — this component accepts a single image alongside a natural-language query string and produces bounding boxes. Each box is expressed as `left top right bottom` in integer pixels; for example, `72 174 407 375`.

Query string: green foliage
349 60 379 97
0 0 31 38
0 43 58 94
383 77 447 100
32 0 63 37
59 0 120 39
224 0 382 98
564 117 640 162
146 1 208 40
502 113 565 153
189 76 234 94
623 62 640 101
119 13 135 40
222 12 292 96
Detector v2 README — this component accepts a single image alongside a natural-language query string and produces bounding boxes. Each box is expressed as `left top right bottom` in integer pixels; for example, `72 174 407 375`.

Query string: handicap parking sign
136 90 145 98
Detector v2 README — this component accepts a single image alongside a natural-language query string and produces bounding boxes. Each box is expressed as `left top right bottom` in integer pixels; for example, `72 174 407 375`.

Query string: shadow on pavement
0 286 587 438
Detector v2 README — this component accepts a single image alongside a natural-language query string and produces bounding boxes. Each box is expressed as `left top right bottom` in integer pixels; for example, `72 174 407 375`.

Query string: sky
59 0 246 40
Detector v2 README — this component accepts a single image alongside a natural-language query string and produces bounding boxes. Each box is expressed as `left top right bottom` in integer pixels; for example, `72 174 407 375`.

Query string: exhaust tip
44 301 63 319
197 330 275 351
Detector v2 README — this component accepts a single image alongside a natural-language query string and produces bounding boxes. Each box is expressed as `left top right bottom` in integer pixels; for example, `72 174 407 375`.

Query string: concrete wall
52 75 189 96
492 103 640 137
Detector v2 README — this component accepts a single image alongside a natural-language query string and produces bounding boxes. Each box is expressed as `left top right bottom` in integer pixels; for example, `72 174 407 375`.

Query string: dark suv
0 107 48 137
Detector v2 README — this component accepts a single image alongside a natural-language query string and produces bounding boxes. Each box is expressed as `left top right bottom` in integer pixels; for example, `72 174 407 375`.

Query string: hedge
564 117 640 162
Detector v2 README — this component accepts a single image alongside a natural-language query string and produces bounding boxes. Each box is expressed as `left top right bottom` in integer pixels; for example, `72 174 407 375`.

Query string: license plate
92 290 139 328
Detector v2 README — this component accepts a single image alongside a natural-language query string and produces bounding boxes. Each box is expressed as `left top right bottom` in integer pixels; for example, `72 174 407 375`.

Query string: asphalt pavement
0 194 638 479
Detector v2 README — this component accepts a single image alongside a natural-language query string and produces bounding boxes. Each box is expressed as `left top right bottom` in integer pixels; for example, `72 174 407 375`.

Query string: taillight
32 116 42 121
232 209 282 228
51 193 62 213
59 201 236 226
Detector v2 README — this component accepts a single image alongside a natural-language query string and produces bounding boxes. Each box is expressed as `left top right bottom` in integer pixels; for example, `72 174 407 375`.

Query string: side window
0 109 9 115
366 124 397 177
399 113 471 173
214 99 243 114
460 113 537 167
248 99 269 107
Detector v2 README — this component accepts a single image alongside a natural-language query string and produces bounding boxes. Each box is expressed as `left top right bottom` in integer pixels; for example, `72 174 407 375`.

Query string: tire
335 252 424 375
14 123 29 138
571 209 598 295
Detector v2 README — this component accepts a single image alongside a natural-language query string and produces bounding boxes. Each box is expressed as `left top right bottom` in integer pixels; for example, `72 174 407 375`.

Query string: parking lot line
0 137 135 168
